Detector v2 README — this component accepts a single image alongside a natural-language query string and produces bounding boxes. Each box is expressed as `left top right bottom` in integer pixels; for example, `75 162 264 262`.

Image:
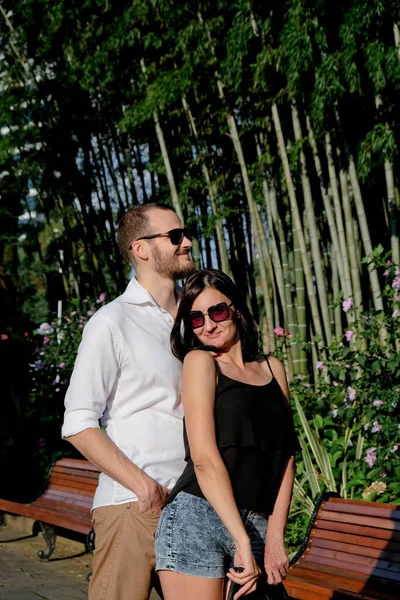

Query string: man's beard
151 245 196 281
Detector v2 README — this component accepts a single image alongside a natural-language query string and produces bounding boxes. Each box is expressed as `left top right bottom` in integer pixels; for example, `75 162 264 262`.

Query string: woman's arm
182 350 260 596
264 356 296 584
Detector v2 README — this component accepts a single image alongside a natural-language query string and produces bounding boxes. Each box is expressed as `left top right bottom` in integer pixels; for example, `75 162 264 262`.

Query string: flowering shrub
0 293 107 479
288 260 400 507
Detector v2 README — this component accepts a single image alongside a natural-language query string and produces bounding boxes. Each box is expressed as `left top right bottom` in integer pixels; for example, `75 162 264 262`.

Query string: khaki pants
89 502 161 600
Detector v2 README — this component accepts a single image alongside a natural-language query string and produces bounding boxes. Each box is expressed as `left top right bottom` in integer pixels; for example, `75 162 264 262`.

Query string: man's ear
130 240 149 262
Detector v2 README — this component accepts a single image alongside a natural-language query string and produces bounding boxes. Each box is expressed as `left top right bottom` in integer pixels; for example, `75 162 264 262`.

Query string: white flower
37 322 54 336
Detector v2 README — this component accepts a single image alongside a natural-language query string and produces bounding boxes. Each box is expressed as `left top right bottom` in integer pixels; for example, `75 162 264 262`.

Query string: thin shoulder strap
264 354 275 379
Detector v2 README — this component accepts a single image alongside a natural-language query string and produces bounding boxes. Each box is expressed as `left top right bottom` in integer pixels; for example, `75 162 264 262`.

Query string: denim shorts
155 491 267 578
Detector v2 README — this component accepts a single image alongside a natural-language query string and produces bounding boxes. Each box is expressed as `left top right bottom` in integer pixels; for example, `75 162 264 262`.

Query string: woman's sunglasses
131 227 189 249
189 302 234 329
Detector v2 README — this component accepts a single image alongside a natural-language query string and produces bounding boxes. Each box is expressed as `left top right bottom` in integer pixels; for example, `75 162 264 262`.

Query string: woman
155 270 299 600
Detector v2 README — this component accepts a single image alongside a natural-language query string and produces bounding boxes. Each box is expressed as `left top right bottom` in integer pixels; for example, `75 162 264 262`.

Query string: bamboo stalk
272 103 324 342
292 104 332 343
338 161 363 312
348 157 384 310
181 95 231 275
306 117 349 300
325 133 353 302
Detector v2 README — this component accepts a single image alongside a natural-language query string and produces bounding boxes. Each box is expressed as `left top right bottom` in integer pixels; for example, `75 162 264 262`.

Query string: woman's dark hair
171 269 260 363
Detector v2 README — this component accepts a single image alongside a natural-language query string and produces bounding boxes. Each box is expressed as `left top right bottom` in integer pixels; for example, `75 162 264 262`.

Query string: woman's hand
264 537 289 584
227 542 261 598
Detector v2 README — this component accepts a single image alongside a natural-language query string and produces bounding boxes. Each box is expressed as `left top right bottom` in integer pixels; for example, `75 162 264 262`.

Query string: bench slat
317 510 400 532
303 553 400 582
47 475 98 493
307 546 400 572
327 497 399 511
52 466 100 480
55 458 100 473
322 501 400 522
0 499 92 531
45 483 96 498
311 537 400 563
311 529 400 553
316 519 400 543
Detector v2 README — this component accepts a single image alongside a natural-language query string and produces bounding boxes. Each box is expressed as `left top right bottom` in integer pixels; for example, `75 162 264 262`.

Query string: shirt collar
120 276 182 307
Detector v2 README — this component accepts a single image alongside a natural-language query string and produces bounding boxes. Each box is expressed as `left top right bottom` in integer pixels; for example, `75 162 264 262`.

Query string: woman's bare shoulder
267 354 287 377
183 349 216 368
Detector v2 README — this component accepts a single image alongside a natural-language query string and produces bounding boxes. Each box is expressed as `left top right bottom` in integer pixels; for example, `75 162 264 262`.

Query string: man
62 203 195 600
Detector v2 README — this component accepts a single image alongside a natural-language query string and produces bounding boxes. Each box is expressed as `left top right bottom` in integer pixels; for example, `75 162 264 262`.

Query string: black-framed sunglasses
130 227 190 250
189 302 234 329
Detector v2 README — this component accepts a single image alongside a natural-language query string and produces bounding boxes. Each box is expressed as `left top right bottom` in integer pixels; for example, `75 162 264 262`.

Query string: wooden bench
286 494 400 600
0 457 100 560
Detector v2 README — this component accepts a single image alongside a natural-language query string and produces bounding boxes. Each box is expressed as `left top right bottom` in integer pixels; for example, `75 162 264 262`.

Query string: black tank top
165 355 299 514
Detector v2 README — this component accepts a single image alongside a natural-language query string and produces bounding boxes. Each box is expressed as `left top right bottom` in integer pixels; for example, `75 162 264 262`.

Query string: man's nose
182 234 192 248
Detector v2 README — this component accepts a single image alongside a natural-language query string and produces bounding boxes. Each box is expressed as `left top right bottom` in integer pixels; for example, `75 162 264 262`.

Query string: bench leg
38 522 56 560
85 528 95 582
85 527 95 554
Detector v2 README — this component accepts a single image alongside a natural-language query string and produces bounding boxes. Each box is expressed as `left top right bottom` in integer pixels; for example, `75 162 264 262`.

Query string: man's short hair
117 203 173 263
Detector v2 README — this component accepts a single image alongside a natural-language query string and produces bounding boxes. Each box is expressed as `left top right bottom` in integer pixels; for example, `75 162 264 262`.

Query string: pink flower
38 438 46 447
392 275 400 291
345 330 354 342
333 381 339 387
98 292 106 303
1 333 9 341
395 295 399 301
286 332 293 339
87 310 94 316
365 448 377 468
383 269 389 276
43 336 50 344
347 386 356 401
304 383 310 388
342 297 353 313
391 444 398 453
371 421 382 433
297 375 304 380
373 399 384 407
274 326 285 337
392 310 399 318
344 364 351 369
59 362 65 369
24 332 29 337
315 361 324 370
387 260 392 265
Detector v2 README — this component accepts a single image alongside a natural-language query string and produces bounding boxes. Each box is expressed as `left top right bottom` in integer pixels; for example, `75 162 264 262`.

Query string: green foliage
288 260 400 524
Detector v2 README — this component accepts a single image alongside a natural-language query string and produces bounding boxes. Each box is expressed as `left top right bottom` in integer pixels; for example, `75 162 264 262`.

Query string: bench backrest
305 496 400 583
41 458 100 511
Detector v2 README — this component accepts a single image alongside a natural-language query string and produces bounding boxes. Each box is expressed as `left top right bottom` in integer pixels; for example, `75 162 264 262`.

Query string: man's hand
137 478 171 517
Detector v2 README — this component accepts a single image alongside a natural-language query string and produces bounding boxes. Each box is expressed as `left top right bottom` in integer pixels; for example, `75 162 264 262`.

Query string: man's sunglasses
189 302 234 329
130 228 190 249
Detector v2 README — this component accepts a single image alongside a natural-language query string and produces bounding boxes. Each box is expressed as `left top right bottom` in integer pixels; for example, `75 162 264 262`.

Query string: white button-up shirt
62 277 186 510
